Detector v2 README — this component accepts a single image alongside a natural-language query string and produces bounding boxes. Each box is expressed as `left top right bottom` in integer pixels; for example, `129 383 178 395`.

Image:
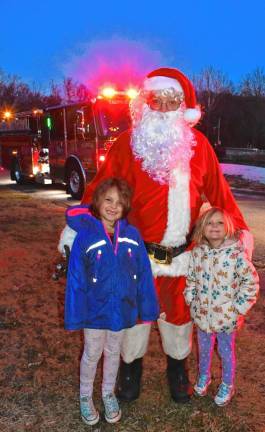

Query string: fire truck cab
0 89 133 199
43 94 131 198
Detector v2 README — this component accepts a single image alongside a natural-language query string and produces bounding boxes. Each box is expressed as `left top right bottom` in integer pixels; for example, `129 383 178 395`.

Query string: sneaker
102 393 122 424
214 382 235 406
194 375 211 396
80 396 99 426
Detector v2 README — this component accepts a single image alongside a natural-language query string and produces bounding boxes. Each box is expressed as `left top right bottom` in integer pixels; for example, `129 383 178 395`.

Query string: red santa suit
81 126 248 358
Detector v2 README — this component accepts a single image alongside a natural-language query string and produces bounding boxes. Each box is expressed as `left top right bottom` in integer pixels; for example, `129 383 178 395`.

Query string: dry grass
0 186 264 432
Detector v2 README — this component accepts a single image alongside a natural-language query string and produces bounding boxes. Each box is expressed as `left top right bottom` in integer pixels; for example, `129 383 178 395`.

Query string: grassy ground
0 187 264 432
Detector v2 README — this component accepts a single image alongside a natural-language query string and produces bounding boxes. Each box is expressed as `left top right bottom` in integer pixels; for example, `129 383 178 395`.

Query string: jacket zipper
207 252 214 332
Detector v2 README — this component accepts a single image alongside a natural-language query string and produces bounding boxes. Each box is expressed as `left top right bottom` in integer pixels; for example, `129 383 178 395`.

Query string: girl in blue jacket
65 178 159 426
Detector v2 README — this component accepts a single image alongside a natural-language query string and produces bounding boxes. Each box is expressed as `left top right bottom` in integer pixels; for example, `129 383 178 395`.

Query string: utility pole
217 117 221 146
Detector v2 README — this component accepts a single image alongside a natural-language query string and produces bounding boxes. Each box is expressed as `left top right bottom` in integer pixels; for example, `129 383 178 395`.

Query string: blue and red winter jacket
64 205 159 331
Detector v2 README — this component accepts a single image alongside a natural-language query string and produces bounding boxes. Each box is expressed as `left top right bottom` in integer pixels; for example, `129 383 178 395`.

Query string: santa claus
59 67 251 403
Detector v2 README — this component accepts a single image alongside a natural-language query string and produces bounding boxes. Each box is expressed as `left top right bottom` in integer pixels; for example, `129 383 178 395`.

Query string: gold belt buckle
164 249 173 265
148 247 173 265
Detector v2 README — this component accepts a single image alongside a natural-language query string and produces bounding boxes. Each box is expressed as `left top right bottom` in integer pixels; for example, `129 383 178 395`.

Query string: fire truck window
75 110 85 139
29 116 38 134
97 103 131 137
83 106 96 139
66 107 77 140
49 109 64 140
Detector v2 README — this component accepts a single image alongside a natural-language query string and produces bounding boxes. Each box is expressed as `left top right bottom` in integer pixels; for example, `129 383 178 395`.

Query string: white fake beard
131 103 196 185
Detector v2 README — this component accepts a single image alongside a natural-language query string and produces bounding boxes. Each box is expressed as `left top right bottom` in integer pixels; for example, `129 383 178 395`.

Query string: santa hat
143 67 201 125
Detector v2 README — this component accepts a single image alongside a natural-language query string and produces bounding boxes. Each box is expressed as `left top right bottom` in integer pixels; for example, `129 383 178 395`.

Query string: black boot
116 358 143 401
166 356 193 403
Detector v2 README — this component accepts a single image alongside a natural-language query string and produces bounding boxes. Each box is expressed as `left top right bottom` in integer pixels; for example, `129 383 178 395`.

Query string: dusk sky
1 0 265 92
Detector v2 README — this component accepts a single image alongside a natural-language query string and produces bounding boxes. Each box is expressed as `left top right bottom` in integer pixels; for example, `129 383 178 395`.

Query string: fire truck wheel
11 162 24 184
66 164 85 200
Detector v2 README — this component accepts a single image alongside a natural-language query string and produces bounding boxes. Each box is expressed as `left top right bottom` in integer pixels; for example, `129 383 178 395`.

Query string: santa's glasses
144 88 184 112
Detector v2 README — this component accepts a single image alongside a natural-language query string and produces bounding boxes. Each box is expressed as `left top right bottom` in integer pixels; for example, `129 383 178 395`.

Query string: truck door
75 104 97 177
64 103 97 199
45 107 66 181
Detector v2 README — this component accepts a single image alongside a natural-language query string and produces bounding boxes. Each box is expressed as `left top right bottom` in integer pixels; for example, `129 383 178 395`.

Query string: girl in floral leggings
184 207 259 406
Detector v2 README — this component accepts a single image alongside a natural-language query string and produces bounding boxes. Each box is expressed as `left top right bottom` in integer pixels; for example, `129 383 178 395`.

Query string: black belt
144 241 189 265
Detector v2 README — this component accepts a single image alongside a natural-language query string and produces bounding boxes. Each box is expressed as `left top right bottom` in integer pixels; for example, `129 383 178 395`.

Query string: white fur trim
183 107 201 124
121 323 151 363
157 313 193 359
58 225 77 255
150 251 191 277
143 76 183 93
161 168 190 248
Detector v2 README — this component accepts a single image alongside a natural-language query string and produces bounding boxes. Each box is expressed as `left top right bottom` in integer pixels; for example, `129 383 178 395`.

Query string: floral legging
197 328 236 385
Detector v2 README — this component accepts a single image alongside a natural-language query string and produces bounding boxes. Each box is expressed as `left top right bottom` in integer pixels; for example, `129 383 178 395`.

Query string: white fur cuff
121 323 151 363
150 251 191 277
157 313 193 359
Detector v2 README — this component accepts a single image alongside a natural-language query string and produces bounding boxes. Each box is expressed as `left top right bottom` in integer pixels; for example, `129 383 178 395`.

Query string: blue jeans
197 328 236 386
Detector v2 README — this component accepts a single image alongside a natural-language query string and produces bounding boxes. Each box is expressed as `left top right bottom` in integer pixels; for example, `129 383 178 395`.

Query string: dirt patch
0 186 264 432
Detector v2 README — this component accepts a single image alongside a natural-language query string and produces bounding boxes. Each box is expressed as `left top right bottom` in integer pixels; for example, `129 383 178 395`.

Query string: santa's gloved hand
52 245 71 281
58 225 77 256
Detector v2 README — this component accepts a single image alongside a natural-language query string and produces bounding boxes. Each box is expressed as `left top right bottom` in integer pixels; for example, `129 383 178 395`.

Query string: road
0 168 79 207
1 167 264 287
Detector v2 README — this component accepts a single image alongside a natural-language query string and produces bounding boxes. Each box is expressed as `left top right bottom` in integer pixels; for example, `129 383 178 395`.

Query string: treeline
0 70 91 111
1 66 265 149
194 67 265 150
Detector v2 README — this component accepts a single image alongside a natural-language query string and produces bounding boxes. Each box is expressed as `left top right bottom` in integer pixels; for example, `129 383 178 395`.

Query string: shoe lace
198 375 209 387
218 383 231 398
103 394 119 415
80 397 96 418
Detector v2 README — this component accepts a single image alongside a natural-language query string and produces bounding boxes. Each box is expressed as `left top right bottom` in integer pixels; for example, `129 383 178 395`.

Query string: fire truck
0 87 135 199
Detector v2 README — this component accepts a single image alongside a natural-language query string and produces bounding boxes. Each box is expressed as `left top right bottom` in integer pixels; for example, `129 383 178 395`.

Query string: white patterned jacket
184 239 259 334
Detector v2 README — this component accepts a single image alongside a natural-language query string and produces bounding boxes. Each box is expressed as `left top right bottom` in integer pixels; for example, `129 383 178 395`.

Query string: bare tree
76 83 91 101
0 70 22 107
239 67 265 97
193 66 234 111
43 81 62 106
62 77 76 103
193 67 234 140
0 68 62 111
62 78 90 103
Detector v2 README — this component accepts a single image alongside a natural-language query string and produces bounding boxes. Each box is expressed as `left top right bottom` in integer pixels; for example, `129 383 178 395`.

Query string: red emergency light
99 154 106 163
99 86 138 100
100 87 117 98
126 88 139 99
